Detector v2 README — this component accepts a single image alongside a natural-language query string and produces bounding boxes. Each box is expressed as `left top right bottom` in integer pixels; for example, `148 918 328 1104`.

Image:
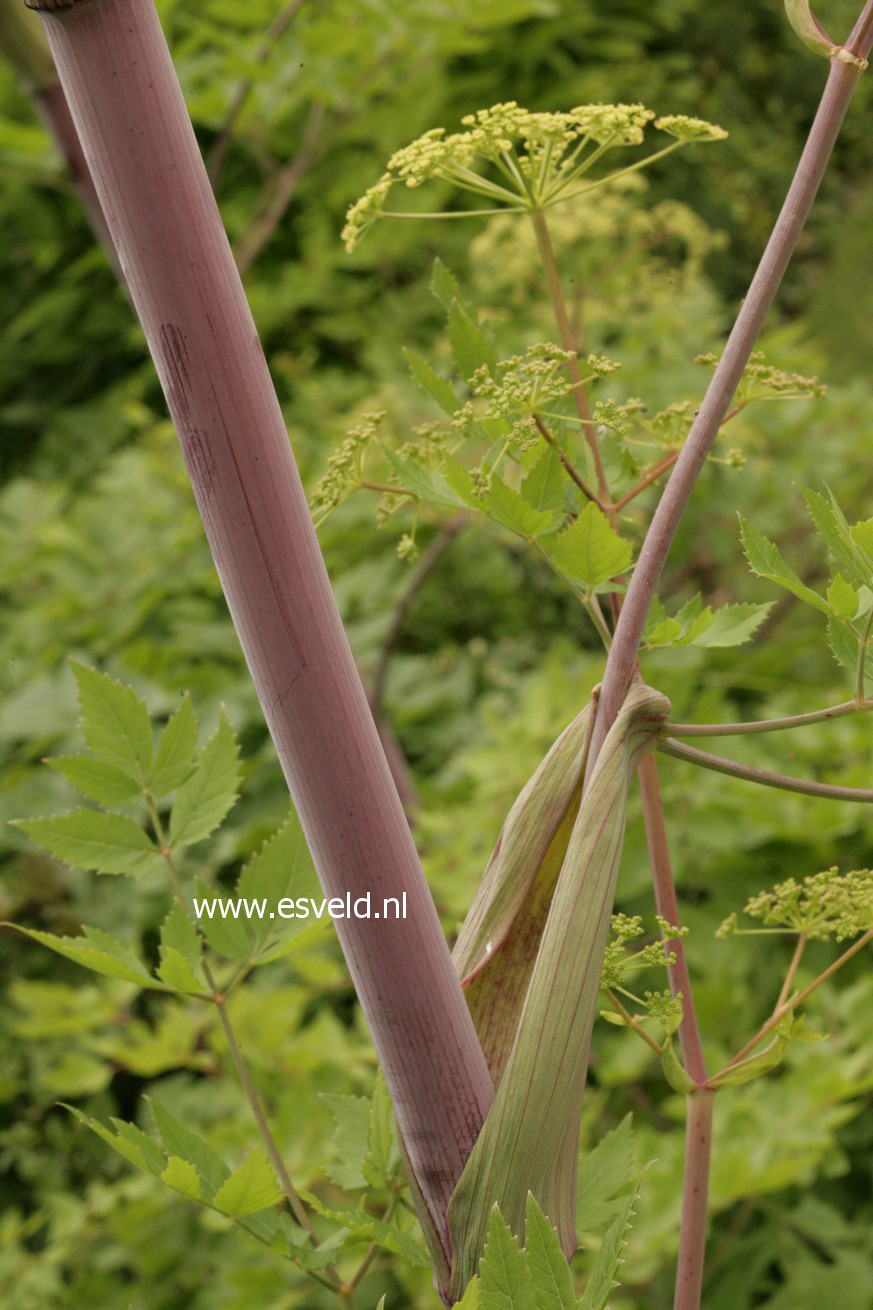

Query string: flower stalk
588 14 873 770
25 0 494 1270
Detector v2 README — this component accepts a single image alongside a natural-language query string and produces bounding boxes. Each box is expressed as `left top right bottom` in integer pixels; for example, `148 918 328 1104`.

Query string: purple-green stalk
588 7 873 771
587 13 873 1310
24 0 493 1265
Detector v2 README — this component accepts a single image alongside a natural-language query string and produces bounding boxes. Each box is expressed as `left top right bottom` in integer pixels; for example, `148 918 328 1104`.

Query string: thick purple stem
27 0 493 1258
588 16 873 770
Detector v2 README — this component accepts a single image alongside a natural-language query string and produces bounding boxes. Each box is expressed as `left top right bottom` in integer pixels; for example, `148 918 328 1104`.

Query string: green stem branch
658 736 873 802
530 208 610 503
667 697 873 737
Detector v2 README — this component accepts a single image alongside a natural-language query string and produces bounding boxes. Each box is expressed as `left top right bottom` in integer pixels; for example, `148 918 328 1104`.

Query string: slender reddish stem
588 30 873 773
674 1091 714 1310
29 0 493 1267
659 736 873 802
637 754 707 1084
613 450 678 512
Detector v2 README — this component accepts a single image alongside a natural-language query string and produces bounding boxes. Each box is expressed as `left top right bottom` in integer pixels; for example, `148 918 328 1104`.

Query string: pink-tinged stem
587 14 873 772
674 1090 714 1310
27 0 493 1261
636 754 706 1084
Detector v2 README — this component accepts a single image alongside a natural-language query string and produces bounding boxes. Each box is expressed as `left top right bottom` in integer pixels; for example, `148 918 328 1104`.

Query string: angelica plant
13 1 873 1308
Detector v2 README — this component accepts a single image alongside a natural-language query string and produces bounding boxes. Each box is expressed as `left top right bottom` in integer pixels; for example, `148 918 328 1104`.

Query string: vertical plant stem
29 0 493 1263
855 607 873 703
774 933 807 1010
588 22 873 772
145 797 321 1247
204 959 320 1238
530 207 611 503
674 1090 714 1310
637 754 707 1084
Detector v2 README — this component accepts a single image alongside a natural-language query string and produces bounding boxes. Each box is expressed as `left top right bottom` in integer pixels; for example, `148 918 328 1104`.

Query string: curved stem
658 736 873 802
588 38 873 774
604 987 664 1056
667 697 873 736
673 1091 714 1310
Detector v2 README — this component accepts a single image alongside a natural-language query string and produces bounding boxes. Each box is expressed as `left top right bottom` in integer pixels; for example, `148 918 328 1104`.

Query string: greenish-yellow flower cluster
342 100 728 251
718 867 873 941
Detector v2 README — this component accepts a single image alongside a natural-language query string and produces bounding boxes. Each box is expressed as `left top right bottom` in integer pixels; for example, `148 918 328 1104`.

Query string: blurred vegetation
1 1 873 1307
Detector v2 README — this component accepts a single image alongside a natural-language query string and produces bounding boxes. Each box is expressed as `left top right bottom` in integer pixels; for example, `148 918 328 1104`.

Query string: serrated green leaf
212 1150 284 1217
457 1280 481 1309
193 876 252 963
238 813 322 960
577 1115 635 1232
406 348 459 416
486 478 557 538
382 447 468 510
478 1205 534 1310
542 503 632 590
800 486 870 588
449 300 497 384
430 256 463 310
10 924 160 987
149 695 198 796
70 662 152 780
160 902 201 970
169 710 240 847
443 454 483 508
784 0 836 56
46 754 144 805
148 1098 229 1196
161 1155 204 1201
692 601 772 647
827 573 859 621
851 516 873 558
320 1093 371 1189
13 810 161 877
364 1073 400 1189
156 947 203 995
304 1196 430 1267
829 489 873 580
578 1168 650 1310
110 1118 169 1175
827 615 873 683
66 1107 166 1177
739 516 830 613
525 1195 576 1310
521 447 565 514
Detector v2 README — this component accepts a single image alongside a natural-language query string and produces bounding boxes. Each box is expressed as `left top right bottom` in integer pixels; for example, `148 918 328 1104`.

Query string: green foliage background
1 1 873 1306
